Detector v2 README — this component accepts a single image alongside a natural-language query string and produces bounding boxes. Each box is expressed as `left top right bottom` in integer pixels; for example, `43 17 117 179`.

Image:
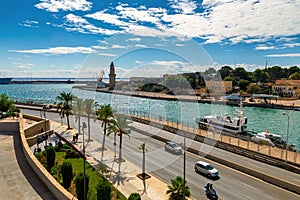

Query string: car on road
164 141 182 154
194 161 219 178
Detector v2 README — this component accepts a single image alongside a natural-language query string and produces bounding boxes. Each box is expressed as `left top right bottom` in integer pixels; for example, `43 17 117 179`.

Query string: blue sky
0 0 299 78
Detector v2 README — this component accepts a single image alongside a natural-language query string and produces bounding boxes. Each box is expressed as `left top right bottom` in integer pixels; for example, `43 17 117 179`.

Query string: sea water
0 83 299 149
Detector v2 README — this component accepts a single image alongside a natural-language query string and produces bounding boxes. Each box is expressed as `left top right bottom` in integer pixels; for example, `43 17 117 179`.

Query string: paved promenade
50 121 172 200
0 130 55 199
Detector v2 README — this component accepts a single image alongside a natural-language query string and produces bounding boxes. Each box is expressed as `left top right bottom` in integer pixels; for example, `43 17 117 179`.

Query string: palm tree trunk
101 122 107 161
78 116 81 134
118 134 123 177
142 151 145 175
87 114 91 141
66 114 70 129
114 133 117 158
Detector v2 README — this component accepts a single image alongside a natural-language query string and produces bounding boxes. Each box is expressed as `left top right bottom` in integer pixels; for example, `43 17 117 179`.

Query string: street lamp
183 136 186 200
42 105 52 146
82 122 87 200
282 110 294 163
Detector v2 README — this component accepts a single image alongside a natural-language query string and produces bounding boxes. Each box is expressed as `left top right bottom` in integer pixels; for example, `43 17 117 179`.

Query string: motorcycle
204 184 218 200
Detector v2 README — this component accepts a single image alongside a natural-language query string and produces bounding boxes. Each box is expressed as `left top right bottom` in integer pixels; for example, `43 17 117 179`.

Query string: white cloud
18 20 39 28
91 45 108 50
85 11 128 26
35 0 92 12
116 4 166 25
9 46 96 55
111 44 128 49
98 53 117 57
198 0 300 43
151 60 189 68
64 14 121 35
65 13 88 24
135 44 147 48
161 0 300 43
255 45 277 50
60 0 299 47
12 62 34 69
169 0 198 14
283 43 300 48
127 37 142 42
135 60 143 64
265 53 300 58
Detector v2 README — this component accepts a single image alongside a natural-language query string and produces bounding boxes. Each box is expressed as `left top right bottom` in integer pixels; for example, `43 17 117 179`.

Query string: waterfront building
205 81 233 96
273 79 300 97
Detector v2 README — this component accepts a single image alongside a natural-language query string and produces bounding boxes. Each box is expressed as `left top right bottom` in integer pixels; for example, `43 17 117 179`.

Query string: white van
194 161 219 178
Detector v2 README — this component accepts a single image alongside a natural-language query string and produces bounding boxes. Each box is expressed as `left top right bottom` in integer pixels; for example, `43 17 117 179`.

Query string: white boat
251 134 275 146
194 103 248 134
256 130 285 144
251 130 297 149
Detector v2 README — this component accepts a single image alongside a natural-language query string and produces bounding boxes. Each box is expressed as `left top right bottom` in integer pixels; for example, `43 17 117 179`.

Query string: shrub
63 143 72 149
54 140 63 152
128 193 141 200
61 161 73 189
51 164 60 180
35 151 47 166
75 172 89 200
97 179 111 200
65 149 81 159
46 146 56 170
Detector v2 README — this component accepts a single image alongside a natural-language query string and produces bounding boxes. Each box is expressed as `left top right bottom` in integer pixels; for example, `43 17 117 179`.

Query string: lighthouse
109 62 116 90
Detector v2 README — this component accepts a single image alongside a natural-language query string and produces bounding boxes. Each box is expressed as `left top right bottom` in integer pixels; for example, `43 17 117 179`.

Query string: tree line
165 65 300 95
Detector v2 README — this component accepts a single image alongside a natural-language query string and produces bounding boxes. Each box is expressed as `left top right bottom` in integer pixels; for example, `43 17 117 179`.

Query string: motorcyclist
205 183 218 200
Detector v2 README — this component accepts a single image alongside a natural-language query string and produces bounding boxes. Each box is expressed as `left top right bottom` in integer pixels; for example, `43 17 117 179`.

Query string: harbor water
1 83 299 149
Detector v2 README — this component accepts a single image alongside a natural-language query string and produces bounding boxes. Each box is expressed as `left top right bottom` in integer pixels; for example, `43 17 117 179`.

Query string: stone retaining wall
19 113 76 200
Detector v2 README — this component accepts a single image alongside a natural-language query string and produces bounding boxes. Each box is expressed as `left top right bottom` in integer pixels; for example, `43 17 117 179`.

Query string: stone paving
0 131 55 200
50 122 172 200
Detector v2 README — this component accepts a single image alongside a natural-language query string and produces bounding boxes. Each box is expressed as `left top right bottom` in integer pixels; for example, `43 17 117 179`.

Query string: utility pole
183 136 186 199
82 122 87 200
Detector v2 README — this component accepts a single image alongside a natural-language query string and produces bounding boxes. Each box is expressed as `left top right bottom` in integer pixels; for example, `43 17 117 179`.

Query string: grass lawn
36 146 127 200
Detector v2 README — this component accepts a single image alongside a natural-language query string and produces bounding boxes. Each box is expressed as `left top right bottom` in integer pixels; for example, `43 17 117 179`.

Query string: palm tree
107 114 130 177
0 93 19 118
96 104 113 161
73 97 85 135
56 92 73 129
138 143 147 178
166 176 191 200
84 99 97 141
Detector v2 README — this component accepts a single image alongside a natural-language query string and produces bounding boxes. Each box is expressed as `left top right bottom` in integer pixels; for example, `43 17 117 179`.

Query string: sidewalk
50 122 170 200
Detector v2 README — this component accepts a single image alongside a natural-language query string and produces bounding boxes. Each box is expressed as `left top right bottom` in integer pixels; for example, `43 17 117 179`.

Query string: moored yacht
195 103 248 134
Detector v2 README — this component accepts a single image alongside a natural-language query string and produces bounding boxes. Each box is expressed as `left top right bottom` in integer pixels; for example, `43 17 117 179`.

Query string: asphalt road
21 109 300 200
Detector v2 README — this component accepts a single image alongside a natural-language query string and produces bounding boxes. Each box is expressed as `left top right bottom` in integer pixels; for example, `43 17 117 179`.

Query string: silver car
194 161 219 178
164 141 182 154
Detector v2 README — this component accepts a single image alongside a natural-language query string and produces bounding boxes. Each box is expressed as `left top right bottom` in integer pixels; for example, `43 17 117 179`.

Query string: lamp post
82 122 87 200
282 110 294 163
183 136 186 200
43 107 47 146
42 105 52 146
